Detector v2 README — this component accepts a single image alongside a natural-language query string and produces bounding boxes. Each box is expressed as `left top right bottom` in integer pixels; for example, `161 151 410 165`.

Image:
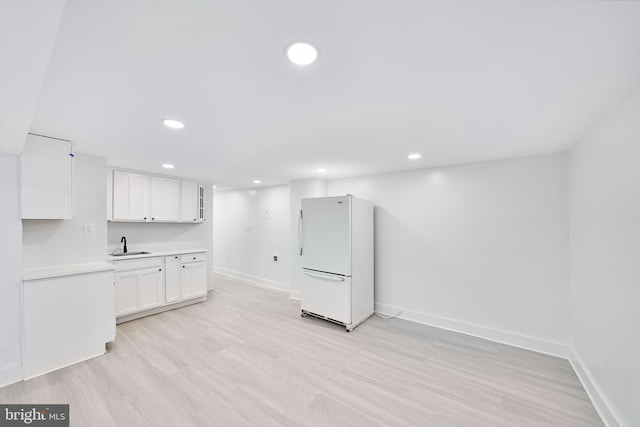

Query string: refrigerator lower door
301 269 351 325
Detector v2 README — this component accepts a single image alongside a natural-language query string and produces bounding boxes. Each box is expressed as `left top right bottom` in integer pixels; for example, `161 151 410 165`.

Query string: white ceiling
4 1 640 189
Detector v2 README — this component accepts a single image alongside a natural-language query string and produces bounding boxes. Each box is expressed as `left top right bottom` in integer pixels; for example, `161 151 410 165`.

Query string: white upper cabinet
198 184 206 222
21 134 73 219
180 180 198 222
112 170 150 221
109 168 203 223
150 176 180 221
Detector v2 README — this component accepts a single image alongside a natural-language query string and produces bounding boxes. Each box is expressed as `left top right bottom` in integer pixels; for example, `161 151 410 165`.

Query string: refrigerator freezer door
301 196 351 275
301 269 351 324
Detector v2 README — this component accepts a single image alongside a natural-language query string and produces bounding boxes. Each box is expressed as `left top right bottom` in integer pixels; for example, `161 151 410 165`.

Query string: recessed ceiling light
163 119 185 129
317 168 326 173
408 153 422 160
285 41 319 66
212 185 217 189
162 164 175 169
253 180 261 184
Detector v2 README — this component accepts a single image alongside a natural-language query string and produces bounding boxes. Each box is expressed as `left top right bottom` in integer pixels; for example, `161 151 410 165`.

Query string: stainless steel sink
112 251 151 257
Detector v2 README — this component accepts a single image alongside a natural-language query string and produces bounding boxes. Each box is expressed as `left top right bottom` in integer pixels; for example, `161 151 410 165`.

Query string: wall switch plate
84 223 96 235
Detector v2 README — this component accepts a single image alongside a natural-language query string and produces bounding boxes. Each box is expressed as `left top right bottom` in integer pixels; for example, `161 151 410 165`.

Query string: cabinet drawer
181 253 206 263
114 257 162 272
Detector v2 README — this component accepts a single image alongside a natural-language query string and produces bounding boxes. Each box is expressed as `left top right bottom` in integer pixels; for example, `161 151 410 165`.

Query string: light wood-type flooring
1 274 603 426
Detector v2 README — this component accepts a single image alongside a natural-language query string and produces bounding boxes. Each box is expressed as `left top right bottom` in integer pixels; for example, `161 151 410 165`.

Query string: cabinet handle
144 217 147 220
193 257 196 260
159 268 162 271
182 266 185 268
174 256 178 259
152 217 155 220
193 218 196 221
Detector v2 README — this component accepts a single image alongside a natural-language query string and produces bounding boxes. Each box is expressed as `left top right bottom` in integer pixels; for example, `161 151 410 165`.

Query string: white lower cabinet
181 258 207 300
164 255 181 304
114 258 164 317
113 272 138 315
114 251 207 322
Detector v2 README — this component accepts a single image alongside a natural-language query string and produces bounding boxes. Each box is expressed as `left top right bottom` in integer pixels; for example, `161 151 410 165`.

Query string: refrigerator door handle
303 270 345 282
298 209 303 256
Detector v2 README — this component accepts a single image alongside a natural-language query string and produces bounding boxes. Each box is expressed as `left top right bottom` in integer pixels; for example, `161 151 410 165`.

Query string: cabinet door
181 262 207 300
138 268 164 310
113 170 150 221
164 255 181 304
193 262 207 296
21 134 73 219
180 181 198 222
197 184 206 222
114 271 139 316
150 176 180 221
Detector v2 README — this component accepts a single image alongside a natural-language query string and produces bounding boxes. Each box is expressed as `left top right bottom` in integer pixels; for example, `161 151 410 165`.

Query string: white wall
328 154 570 354
0 155 23 386
107 186 214 287
212 185 291 291
22 154 108 268
567 87 640 427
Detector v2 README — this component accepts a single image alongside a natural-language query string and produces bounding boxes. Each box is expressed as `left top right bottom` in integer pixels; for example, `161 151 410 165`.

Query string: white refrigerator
299 195 374 331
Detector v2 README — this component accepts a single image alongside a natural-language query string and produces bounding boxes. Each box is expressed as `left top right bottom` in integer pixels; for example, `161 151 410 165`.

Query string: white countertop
23 261 115 281
107 248 208 261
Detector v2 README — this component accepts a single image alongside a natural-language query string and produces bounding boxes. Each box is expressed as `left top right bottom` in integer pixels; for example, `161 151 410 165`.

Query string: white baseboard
213 276 618 425
0 364 22 387
568 350 620 427
213 267 291 294
375 302 570 358
289 290 300 301
23 349 106 381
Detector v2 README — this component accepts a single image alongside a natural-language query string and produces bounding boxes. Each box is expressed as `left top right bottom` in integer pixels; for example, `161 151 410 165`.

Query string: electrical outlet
273 255 278 262
84 223 96 235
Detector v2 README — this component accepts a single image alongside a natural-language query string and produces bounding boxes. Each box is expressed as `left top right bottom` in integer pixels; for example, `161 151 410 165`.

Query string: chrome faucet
121 236 128 253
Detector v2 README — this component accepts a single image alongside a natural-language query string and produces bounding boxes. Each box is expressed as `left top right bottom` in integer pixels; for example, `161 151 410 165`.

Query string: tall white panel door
301 195 351 275
112 170 150 221
114 271 140 316
150 176 180 221
197 184 206 222
180 180 198 222
181 262 207 300
138 268 164 310
164 255 181 303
